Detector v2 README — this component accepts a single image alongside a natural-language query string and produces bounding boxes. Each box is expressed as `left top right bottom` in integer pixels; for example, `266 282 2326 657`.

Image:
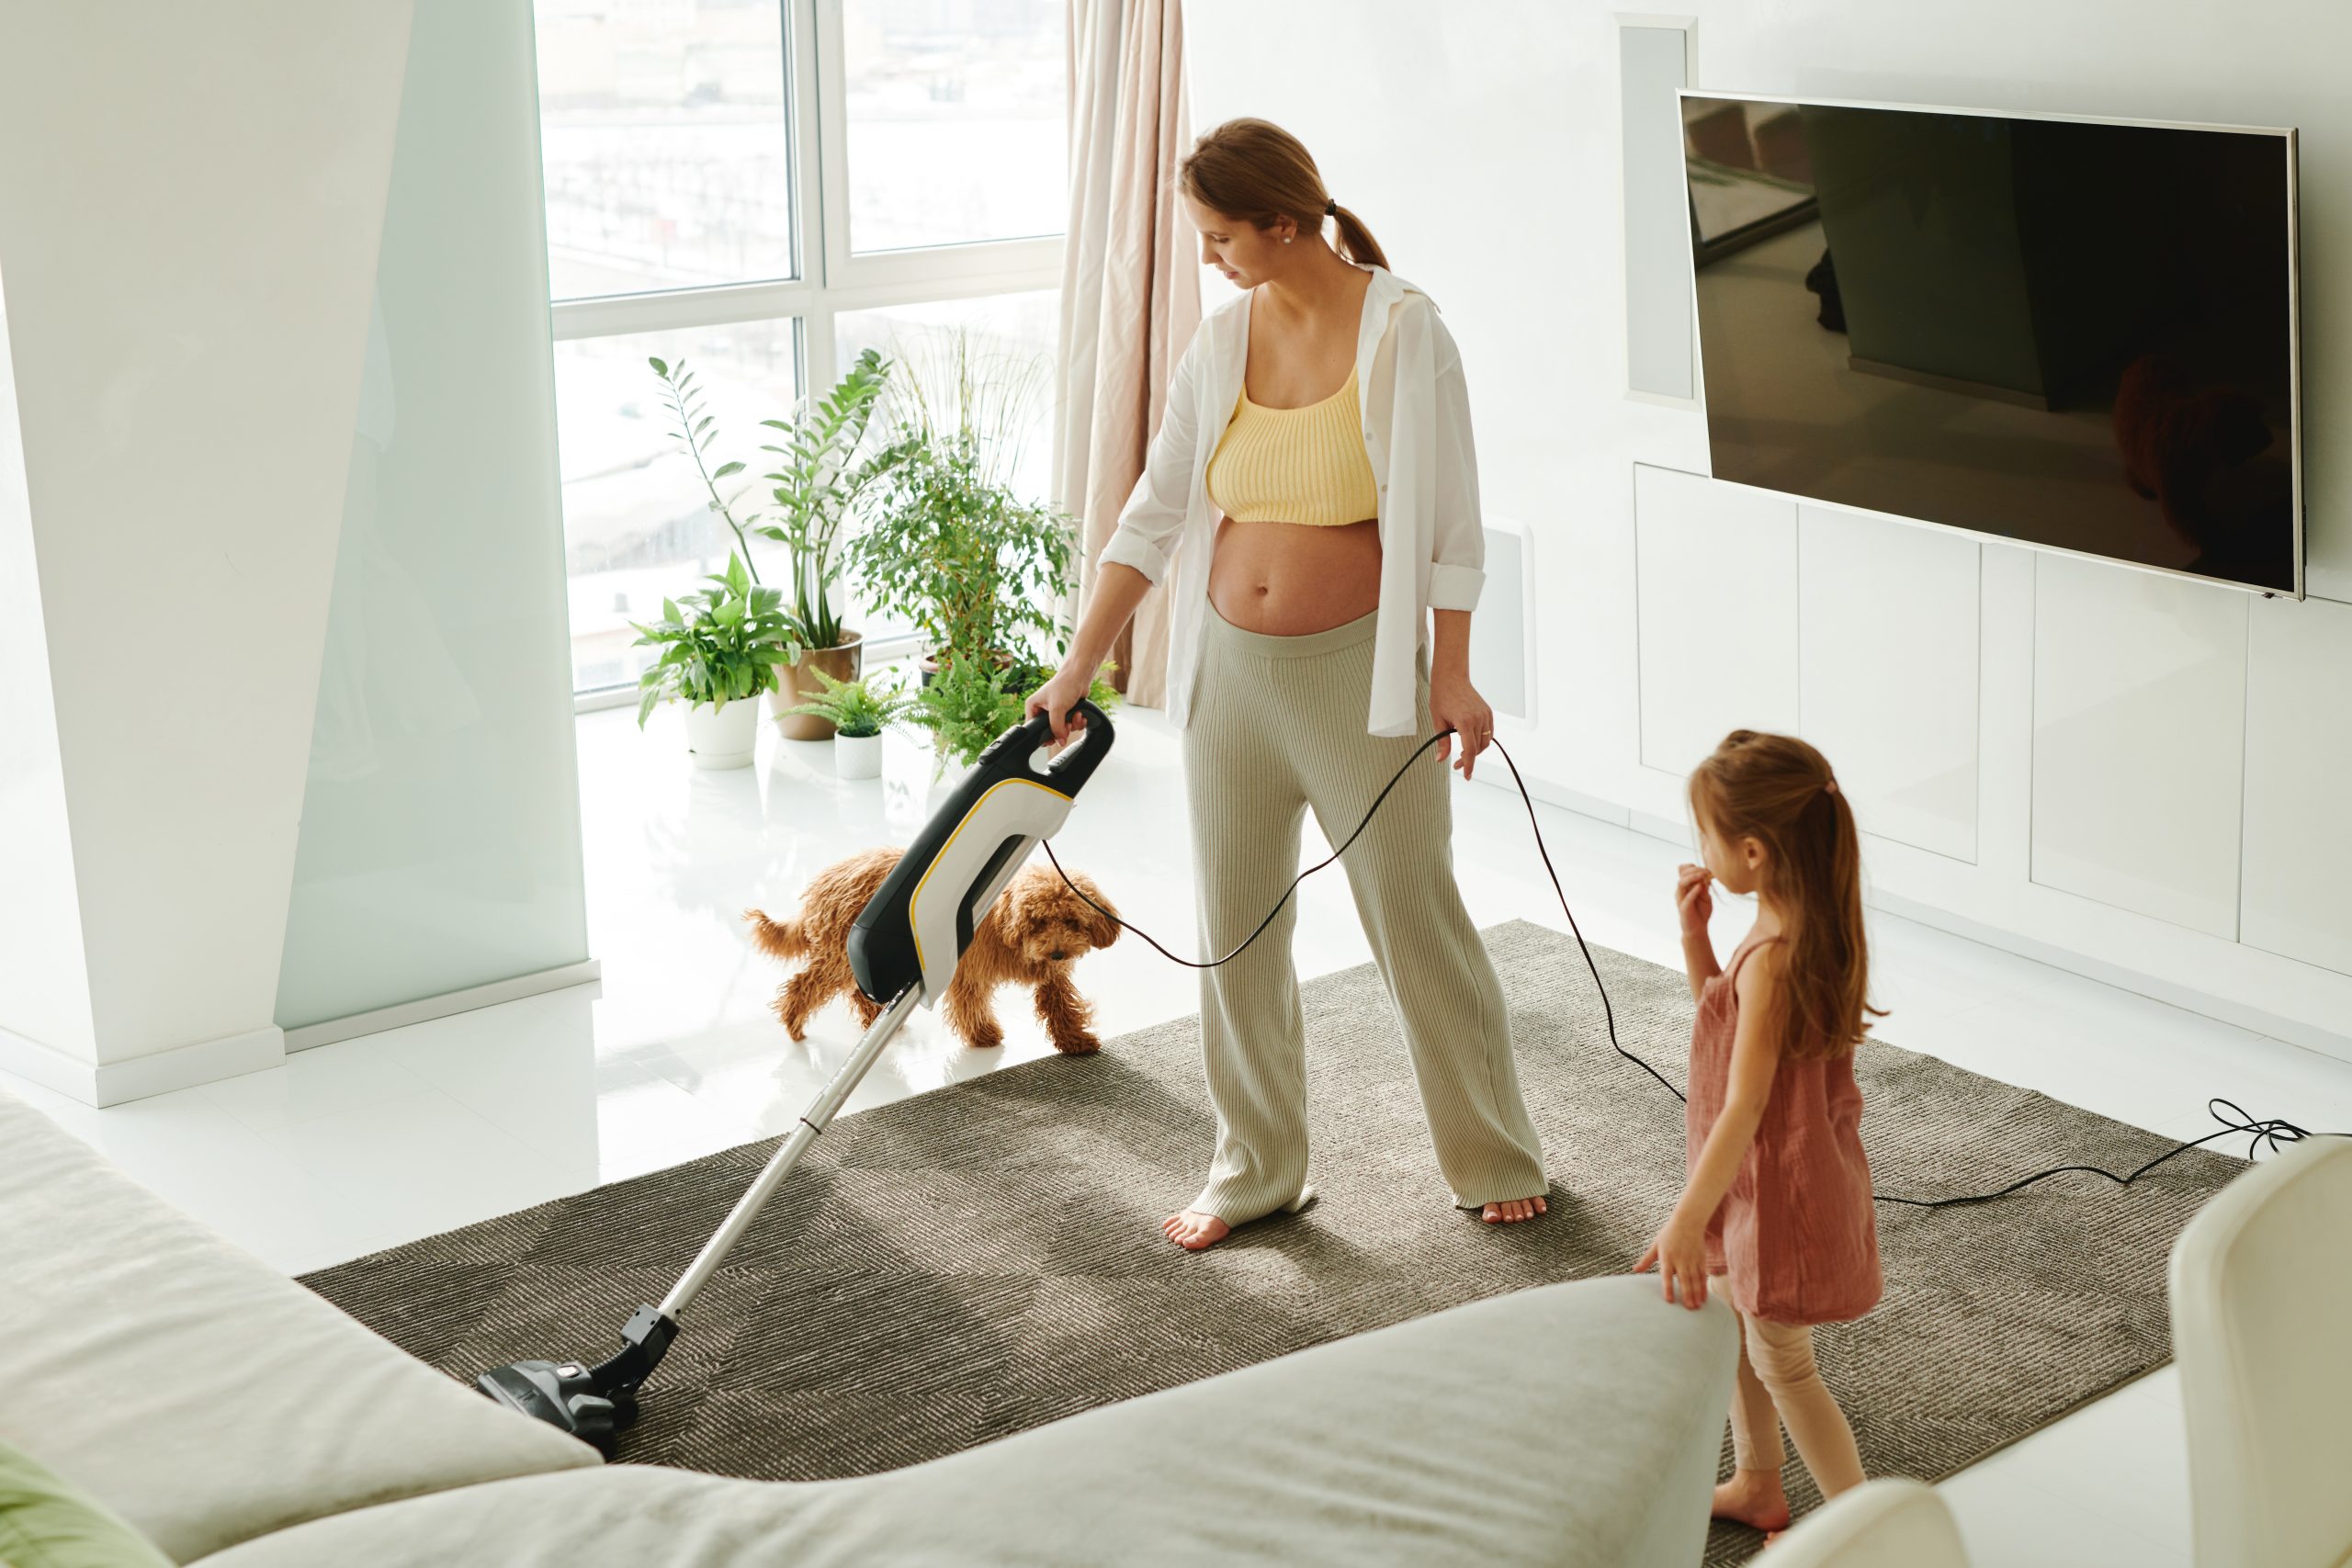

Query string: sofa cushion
0 1089 601 1564
190 1274 1738 1568
0 1437 174 1568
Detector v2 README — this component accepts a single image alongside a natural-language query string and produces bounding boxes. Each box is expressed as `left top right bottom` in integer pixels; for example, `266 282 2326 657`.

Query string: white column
0 1 416 1104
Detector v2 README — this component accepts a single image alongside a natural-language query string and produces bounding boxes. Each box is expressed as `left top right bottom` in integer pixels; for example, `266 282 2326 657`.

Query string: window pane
552 321 804 694
834 290 1062 655
535 0 795 299
842 1 1066 254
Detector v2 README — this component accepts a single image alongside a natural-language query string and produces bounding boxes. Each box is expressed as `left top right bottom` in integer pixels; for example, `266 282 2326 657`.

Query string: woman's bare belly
1207 515 1382 634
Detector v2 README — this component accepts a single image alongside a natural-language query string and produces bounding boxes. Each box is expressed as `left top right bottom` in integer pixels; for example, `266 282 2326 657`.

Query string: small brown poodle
744 845 1122 1055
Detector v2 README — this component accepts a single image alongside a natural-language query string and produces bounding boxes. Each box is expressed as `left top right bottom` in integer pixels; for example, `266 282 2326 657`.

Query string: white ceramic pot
684 696 760 770
834 730 882 780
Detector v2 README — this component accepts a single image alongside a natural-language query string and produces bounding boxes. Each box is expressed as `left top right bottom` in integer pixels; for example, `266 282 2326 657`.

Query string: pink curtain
1056 0 1200 710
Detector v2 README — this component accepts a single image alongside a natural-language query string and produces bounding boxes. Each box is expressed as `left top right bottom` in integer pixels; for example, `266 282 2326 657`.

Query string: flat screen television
1679 93 2301 597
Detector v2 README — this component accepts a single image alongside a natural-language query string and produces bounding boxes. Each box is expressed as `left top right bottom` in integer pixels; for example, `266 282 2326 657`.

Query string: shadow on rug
303 919 2243 1563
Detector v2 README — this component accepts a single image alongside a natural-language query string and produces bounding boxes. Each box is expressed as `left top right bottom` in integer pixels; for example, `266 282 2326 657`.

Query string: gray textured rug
303 919 2243 1562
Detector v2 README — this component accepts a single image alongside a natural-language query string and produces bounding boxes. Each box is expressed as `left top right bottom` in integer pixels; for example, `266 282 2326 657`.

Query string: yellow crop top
1204 372 1381 526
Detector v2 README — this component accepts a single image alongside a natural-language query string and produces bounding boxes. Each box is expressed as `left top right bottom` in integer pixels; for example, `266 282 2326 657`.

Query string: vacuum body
477 700 1113 1450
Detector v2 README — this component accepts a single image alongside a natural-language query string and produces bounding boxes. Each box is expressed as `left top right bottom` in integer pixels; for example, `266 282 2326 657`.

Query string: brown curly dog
744 845 1122 1054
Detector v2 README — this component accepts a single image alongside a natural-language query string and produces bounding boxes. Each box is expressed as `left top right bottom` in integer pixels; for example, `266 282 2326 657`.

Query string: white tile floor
12 686 2352 1562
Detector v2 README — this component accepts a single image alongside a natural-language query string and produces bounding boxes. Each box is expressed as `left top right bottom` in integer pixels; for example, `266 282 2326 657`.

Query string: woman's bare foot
1161 1210 1232 1250
1712 1469 1792 1533
1481 1194 1550 1224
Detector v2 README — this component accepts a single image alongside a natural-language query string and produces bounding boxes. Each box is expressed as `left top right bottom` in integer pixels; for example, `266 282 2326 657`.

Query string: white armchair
2167 1134 2352 1568
1762 1478 1971 1567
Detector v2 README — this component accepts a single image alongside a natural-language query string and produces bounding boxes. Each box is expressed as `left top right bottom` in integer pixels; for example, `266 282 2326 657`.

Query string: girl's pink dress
1686 931 1883 1325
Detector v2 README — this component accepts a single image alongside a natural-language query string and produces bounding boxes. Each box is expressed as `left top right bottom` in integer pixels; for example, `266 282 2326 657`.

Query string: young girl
1635 728 1884 1538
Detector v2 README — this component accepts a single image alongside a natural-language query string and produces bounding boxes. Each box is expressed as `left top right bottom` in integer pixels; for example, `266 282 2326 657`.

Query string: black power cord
1037 727 2345 1208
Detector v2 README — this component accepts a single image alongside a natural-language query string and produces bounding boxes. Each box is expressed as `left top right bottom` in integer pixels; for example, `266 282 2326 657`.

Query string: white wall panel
1799 507 1980 861
2241 595 2352 976
0 2 413 1095
2031 554 2248 938
1634 463 1799 779
1619 22 1695 401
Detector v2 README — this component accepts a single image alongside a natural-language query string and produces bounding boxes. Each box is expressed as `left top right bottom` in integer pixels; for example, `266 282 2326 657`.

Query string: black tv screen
1681 94 2301 596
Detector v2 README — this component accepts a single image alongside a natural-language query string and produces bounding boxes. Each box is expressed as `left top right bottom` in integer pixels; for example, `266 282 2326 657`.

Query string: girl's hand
1634 1213 1713 1311
1023 666 1093 750
1429 670 1493 780
1676 863 1713 938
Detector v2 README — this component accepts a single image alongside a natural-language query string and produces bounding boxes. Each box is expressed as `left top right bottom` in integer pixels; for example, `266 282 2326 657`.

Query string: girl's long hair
1178 117 1388 269
1689 730 1885 1060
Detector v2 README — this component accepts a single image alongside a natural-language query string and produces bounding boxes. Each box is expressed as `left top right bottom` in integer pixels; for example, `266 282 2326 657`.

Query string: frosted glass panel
277 0 590 1033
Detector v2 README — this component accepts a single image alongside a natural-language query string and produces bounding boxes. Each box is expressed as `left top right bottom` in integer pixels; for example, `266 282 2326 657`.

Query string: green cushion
0 1439 172 1568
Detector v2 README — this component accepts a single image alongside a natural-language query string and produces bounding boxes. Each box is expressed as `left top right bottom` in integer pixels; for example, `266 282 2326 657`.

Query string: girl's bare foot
1162 1210 1232 1250
1481 1194 1549 1224
1712 1469 1792 1533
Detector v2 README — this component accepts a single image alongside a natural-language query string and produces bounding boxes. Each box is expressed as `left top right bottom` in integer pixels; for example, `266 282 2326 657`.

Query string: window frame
549 0 1069 709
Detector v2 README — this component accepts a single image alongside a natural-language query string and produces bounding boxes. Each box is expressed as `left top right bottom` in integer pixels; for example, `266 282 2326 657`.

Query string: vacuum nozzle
475 1303 677 1455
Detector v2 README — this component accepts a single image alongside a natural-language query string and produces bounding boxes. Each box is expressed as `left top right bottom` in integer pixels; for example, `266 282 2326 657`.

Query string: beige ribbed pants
1179 599 1548 1224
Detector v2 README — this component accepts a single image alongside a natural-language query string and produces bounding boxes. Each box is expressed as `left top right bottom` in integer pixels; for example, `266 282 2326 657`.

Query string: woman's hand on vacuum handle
1024 665 1092 750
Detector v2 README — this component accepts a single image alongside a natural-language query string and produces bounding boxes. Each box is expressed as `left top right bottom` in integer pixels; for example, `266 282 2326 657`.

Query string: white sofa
2168 1134 2352 1568
0 1088 1738 1566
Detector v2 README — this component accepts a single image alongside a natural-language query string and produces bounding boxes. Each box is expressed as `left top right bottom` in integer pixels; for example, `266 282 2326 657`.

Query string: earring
1283 235 1293 244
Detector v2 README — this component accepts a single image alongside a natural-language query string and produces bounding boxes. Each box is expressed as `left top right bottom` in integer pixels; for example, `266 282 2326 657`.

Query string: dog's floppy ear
1071 874 1121 948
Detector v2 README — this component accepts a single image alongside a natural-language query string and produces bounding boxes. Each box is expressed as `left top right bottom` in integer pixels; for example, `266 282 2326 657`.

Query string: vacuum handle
985 696 1114 795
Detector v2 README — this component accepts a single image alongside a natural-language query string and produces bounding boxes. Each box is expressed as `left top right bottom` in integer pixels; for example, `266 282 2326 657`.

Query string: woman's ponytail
1326 200 1387 269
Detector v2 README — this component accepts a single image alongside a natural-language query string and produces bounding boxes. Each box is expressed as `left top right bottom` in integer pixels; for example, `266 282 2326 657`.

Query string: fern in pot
780 668 917 781
629 552 794 770
909 650 1125 790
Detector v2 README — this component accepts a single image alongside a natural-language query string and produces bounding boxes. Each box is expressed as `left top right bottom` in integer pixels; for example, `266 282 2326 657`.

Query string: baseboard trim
1867 890 2352 1064
280 958 604 1055
1 1024 288 1109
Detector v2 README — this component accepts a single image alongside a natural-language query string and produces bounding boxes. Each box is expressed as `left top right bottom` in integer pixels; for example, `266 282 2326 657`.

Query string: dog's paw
1051 1033 1102 1056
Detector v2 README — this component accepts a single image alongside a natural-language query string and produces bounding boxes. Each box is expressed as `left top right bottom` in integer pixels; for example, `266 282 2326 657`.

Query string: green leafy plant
911 655 1125 771
650 348 914 664
779 667 918 740
628 552 795 727
842 328 1079 672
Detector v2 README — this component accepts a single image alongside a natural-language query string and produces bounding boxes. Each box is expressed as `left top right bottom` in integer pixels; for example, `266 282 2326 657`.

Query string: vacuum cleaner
476 698 1114 1451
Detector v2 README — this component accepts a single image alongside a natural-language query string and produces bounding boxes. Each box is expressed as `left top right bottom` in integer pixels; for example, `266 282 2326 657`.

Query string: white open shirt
1096 262 1487 739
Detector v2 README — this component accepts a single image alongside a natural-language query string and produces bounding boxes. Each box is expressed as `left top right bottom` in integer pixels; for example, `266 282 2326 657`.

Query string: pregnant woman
1025 118 1549 1251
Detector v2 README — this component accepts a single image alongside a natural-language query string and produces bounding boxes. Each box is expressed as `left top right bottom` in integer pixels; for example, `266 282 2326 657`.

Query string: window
537 0 797 299
537 0 1069 698
552 320 803 694
842 0 1067 254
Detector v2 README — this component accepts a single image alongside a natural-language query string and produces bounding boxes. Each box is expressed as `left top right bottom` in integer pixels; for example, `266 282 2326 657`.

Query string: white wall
0 4 415 1101
1184 0 2352 1052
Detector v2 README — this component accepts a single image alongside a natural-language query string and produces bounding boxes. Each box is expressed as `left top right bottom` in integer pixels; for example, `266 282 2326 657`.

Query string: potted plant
650 349 915 740
842 328 1080 683
909 652 1125 789
780 667 918 781
629 551 794 770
